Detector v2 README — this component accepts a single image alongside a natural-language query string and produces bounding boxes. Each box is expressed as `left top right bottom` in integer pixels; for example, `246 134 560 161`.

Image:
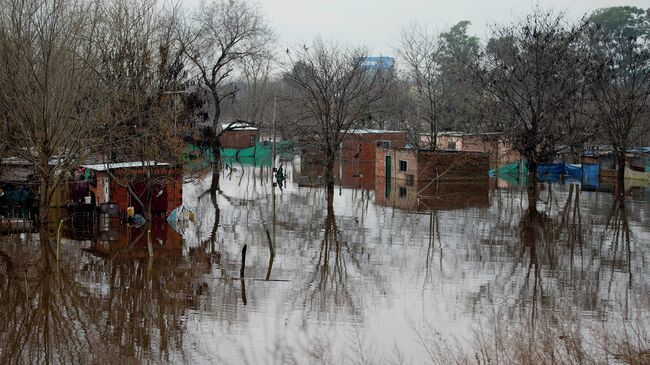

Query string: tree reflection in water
0 227 218 363
305 186 358 315
0 242 110 364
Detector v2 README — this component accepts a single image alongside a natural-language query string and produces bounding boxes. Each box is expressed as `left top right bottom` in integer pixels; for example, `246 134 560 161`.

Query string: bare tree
470 10 597 186
398 21 481 148
0 0 107 231
283 39 390 190
588 7 650 186
93 0 186 220
230 52 276 127
398 25 447 148
178 0 273 193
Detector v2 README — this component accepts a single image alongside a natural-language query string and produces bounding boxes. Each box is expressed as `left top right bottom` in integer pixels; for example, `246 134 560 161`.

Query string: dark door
385 155 392 198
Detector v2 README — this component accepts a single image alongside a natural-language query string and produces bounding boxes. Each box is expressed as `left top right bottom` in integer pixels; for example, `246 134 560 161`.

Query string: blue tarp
490 161 603 187
537 174 562 183
537 163 564 176
536 163 563 182
563 163 583 178
581 163 600 189
582 163 600 178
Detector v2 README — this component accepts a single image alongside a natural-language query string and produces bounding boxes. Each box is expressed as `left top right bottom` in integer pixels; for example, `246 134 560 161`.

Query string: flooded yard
1 161 649 364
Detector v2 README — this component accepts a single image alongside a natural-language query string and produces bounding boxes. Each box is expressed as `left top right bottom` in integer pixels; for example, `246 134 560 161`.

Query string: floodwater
1 159 649 364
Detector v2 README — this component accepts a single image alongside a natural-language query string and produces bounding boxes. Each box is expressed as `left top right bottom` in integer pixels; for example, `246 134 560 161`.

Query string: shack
376 148 490 183
374 147 490 210
420 132 520 168
81 162 182 218
0 157 69 220
337 129 407 189
581 147 650 179
220 121 259 149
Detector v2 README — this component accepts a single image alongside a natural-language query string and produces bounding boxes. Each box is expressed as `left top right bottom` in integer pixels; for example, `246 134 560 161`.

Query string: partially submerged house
374 147 490 210
0 157 69 219
220 121 259 149
336 129 407 189
81 161 182 218
376 148 490 183
420 132 520 168
294 129 408 188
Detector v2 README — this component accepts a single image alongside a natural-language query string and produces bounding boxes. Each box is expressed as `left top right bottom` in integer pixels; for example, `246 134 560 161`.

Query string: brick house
220 122 259 149
420 132 520 168
336 129 407 189
376 148 490 183
374 147 490 210
82 162 183 218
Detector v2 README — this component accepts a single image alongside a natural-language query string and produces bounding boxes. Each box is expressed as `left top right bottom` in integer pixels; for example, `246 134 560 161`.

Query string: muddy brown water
0 162 649 364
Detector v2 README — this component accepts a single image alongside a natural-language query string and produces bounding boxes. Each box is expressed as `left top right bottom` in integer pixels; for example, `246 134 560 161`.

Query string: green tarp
184 141 293 169
489 160 528 176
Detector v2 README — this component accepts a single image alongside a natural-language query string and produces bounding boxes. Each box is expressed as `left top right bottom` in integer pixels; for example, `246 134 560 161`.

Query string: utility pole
271 93 277 259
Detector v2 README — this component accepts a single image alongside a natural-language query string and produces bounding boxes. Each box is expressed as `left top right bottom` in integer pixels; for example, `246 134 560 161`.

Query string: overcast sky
240 0 648 55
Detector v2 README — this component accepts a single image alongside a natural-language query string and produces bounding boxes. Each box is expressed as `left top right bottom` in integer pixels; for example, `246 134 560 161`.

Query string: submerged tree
588 6 650 187
95 0 186 220
179 0 273 194
471 10 598 184
283 39 390 190
0 0 108 231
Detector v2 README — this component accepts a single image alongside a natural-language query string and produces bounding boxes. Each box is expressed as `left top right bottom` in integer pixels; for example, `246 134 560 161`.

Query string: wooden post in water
240 244 248 304
56 219 64 262
147 229 153 258
270 93 277 262
240 244 247 278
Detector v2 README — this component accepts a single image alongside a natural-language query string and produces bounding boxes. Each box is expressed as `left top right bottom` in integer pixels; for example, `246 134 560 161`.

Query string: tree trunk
616 150 626 195
326 184 335 213
324 150 336 189
37 179 50 226
526 157 538 204
146 184 152 222
210 90 222 194
212 93 221 131
526 154 538 182
210 139 222 195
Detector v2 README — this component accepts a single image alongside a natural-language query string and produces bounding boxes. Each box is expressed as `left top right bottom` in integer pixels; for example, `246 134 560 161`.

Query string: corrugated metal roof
221 122 258 131
81 161 170 171
346 129 405 134
420 131 502 137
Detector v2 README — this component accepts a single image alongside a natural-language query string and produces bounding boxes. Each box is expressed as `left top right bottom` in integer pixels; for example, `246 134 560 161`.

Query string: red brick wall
220 130 259 149
417 151 489 181
377 148 489 182
338 132 407 188
89 167 182 216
